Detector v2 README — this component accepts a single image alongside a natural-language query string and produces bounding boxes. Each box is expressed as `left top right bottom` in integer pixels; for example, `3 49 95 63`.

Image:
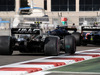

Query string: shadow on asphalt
13 53 64 56
81 44 100 47
1 45 99 56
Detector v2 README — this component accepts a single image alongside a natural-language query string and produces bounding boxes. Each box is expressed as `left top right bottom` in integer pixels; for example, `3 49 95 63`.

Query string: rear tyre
64 35 76 54
44 36 60 56
72 32 81 46
0 36 13 55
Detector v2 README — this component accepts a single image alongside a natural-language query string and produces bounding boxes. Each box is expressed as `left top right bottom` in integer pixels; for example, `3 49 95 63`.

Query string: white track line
45 56 92 60
45 71 100 75
26 71 51 75
1 64 55 70
0 71 28 75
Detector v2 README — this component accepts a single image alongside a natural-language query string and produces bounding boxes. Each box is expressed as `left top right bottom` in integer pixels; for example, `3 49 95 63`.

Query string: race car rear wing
11 28 40 34
82 26 100 31
59 26 77 32
65 28 77 32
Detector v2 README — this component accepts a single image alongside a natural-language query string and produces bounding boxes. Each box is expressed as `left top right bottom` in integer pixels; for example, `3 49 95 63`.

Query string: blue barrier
0 21 10 23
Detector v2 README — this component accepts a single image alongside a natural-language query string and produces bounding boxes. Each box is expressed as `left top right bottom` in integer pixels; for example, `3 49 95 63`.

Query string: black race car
81 26 100 46
0 24 81 56
48 26 81 46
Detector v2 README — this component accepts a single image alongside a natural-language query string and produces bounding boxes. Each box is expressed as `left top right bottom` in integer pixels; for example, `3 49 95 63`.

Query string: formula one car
0 6 79 56
48 26 81 46
0 23 78 56
81 26 100 46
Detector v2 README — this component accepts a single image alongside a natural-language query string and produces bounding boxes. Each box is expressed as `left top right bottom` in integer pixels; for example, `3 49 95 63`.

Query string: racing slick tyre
72 32 81 46
0 36 13 55
64 35 76 54
44 36 60 56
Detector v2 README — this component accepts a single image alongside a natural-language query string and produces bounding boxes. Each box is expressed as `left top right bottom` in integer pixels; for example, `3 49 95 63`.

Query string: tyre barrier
0 48 100 75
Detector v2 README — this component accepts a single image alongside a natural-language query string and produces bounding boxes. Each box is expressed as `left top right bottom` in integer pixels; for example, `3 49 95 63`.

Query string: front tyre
72 32 81 46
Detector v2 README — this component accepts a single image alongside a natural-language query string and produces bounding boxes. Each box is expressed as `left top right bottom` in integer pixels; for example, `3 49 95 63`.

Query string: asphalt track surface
0 45 100 75
0 45 100 66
